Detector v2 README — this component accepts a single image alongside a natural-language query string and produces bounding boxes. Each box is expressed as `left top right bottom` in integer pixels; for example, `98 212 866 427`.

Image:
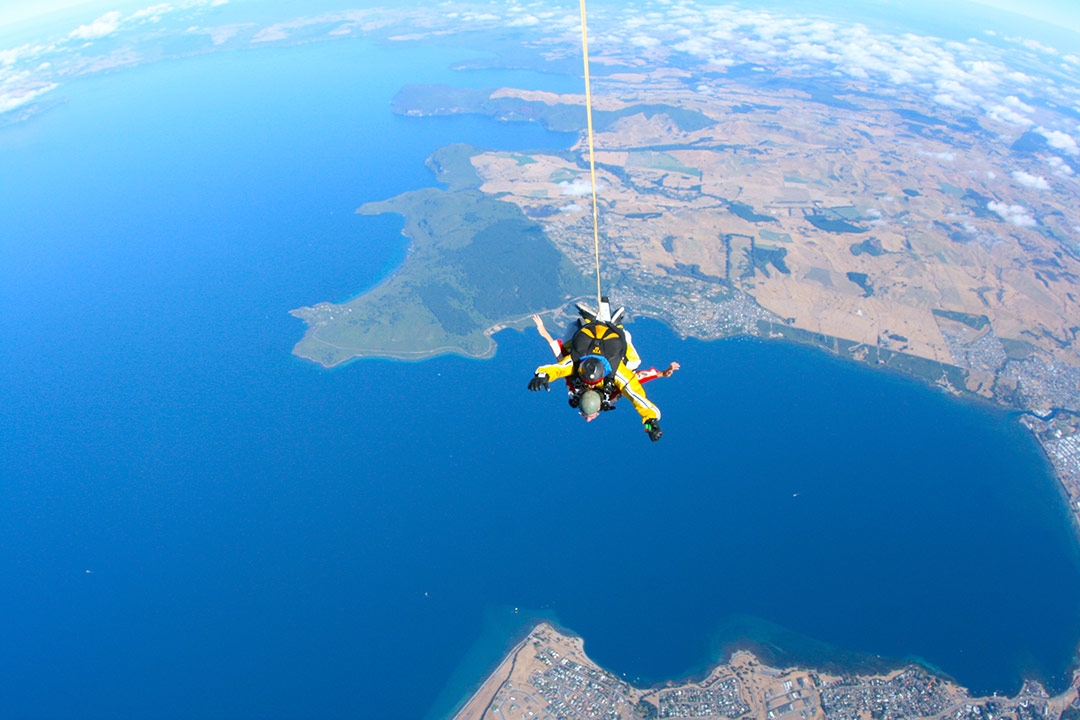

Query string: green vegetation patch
292 148 590 366
849 237 887 256
602 104 716 133
627 150 702 177
962 189 999 219
827 205 862 220
758 229 792 243
1000 337 1038 360
806 214 867 234
846 271 874 297
932 309 991 330
727 201 777 223
455 218 584 318
426 143 484 191
750 245 790 277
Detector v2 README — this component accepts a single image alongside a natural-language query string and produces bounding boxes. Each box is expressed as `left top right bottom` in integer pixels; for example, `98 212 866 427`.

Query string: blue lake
2 35 1079 720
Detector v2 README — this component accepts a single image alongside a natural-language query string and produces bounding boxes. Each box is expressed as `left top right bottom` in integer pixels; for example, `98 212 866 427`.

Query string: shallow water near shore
2 32 1080 720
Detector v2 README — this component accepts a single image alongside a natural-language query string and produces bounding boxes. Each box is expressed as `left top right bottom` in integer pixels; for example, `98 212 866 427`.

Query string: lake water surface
2 36 1079 720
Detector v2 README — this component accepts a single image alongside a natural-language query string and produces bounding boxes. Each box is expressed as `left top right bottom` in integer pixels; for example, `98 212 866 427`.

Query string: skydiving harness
569 320 626 371
568 375 619 413
566 314 627 413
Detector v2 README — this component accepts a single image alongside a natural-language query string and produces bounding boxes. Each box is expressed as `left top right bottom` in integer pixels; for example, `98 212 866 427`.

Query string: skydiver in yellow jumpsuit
528 318 664 442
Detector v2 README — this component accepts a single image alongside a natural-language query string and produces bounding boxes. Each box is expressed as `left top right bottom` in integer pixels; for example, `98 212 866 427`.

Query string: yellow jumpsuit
534 329 660 423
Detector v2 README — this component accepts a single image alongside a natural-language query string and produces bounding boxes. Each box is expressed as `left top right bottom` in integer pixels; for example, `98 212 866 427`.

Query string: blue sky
2 0 1079 33
3 0 1080 122
971 0 1080 32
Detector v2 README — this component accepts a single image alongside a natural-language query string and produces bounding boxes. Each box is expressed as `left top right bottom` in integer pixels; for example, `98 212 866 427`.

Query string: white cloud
674 37 715 55
0 43 48 67
252 25 289 42
191 23 249 45
920 150 956 162
1003 95 1034 113
986 103 1034 126
1011 170 1049 189
1036 126 1079 155
934 93 964 108
888 68 914 84
0 83 57 113
965 59 1005 86
507 14 539 27
935 79 983 106
130 4 172 23
630 34 661 48
987 171 997 180
69 11 123 40
1022 38 1058 55
1048 156 1075 177
559 180 603 196
988 201 1037 226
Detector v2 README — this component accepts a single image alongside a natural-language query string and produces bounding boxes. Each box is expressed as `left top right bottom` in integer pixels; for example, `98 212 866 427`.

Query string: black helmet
578 356 606 385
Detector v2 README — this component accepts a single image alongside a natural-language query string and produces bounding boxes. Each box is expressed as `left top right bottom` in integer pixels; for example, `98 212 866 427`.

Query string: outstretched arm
532 314 562 358
635 361 680 384
535 354 575 382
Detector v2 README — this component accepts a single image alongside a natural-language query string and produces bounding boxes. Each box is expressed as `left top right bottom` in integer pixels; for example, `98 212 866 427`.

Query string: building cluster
938 326 1008 375
525 648 635 720
616 282 776 340
469 629 1080 720
820 668 954 720
951 699 1052 720
1009 355 1080 413
657 679 750 719
1020 412 1080 514
1045 433 1080 504
763 677 816 720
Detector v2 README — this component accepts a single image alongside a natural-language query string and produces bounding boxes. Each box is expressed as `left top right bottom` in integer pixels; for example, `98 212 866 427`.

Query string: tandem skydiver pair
527 298 678 442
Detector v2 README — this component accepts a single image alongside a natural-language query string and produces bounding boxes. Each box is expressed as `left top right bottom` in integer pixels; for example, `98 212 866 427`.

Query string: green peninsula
290 145 588 366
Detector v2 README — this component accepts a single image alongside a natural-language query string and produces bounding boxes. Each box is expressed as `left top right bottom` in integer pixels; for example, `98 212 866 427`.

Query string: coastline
294 293 1080 551
448 622 1080 720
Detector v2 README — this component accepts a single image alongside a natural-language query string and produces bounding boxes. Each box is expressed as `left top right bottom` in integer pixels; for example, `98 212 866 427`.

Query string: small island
451 623 1080 720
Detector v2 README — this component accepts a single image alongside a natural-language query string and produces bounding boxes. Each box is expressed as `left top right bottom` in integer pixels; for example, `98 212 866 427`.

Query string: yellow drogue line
579 0 603 309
